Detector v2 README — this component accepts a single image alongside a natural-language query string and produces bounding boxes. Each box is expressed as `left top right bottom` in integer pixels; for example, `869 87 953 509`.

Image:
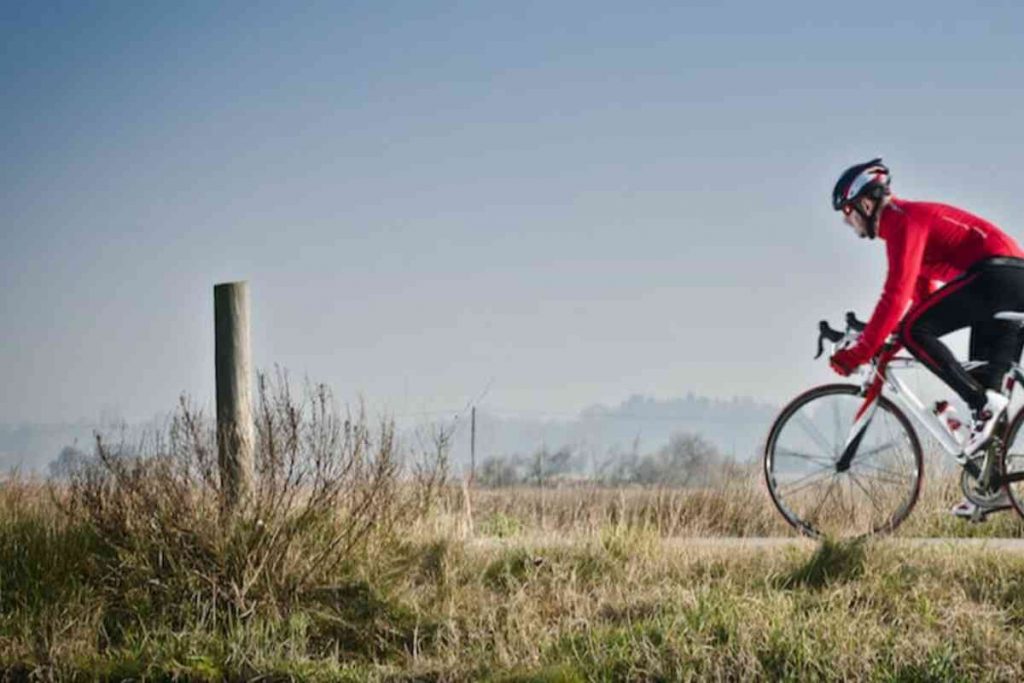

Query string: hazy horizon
0 388 782 475
4 2 1022 427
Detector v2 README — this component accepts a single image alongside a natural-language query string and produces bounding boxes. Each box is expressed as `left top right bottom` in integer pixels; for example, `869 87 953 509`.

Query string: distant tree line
48 445 95 479
475 432 743 488
49 431 744 489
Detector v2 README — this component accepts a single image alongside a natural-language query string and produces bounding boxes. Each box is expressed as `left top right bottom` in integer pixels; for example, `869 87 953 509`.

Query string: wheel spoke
832 398 842 451
850 440 899 461
775 447 834 468
841 475 859 522
847 470 890 520
835 475 851 524
779 469 835 498
794 412 836 458
806 476 838 524
778 466 834 490
846 469 911 488
848 458 910 476
848 459 913 483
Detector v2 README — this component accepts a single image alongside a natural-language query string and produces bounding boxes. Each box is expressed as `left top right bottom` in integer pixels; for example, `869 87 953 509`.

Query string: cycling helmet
832 158 891 238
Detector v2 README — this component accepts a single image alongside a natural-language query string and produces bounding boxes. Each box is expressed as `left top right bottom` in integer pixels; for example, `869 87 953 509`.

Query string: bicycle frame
846 343 1023 462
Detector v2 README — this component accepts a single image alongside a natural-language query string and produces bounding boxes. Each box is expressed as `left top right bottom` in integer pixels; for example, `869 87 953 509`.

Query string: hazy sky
3 1 1023 425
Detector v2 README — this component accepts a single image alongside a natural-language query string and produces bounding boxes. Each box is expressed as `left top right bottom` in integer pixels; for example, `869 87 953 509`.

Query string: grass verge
5 484 1024 681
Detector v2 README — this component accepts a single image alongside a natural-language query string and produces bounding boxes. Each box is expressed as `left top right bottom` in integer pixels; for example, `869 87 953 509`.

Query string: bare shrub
57 370 447 626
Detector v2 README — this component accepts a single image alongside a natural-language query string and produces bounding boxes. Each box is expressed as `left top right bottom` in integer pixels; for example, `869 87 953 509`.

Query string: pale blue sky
3 1 1023 424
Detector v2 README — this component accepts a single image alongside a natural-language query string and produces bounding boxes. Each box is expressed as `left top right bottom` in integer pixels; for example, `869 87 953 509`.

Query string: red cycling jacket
846 197 1024 365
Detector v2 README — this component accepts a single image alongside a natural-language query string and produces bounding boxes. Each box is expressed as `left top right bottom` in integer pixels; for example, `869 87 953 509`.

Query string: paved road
661 537 1024 550
468 535 1024 552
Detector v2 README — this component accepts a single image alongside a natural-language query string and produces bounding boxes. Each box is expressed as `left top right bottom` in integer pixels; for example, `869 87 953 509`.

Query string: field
4 470 1024 681
5 384 1024 680
465 472 1024 540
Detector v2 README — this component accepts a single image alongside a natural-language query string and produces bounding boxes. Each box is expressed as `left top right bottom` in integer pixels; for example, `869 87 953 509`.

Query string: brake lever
815 321 836 359
815 320 846 359
846 311 867 332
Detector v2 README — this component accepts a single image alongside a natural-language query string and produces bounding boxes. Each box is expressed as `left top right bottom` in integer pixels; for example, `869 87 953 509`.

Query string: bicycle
763 311 1024 538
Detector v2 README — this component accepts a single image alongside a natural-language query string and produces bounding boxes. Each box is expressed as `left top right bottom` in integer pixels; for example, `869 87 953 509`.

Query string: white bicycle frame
856 355 1019 457
834 309 1024 462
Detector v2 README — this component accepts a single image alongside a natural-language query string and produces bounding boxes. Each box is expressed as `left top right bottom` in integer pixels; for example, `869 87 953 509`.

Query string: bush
56 371 448 628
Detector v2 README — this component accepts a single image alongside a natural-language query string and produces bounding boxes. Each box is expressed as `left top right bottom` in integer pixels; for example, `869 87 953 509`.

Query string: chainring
960 437 1009 507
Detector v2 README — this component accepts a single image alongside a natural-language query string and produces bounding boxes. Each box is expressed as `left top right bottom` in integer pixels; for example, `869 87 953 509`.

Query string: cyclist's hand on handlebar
830 346 863 376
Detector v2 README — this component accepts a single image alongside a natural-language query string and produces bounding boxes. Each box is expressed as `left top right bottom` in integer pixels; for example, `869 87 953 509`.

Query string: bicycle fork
835 376 884 472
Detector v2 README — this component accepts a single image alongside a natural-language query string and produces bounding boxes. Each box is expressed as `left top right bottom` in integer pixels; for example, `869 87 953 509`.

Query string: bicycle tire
764 383 924 538
998 408 1024 519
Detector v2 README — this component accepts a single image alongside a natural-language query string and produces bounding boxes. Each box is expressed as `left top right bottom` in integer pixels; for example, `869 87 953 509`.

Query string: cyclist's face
842 198 874 238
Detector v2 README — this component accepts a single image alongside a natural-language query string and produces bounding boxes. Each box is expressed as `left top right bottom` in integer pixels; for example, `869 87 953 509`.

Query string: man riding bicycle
829 158 1024 519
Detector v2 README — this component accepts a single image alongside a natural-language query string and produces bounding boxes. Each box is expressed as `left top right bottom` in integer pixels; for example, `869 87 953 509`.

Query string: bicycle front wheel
764 384 924 538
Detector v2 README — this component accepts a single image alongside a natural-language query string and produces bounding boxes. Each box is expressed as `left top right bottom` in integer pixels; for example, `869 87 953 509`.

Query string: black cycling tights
900 258 1024 412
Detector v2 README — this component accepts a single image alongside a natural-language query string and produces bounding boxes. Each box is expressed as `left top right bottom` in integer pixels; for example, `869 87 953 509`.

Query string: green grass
6 497 1024 679
7 462 1024 679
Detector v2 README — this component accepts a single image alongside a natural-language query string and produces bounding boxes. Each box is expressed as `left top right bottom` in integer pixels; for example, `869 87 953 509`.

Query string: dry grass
455 461 1024 540
6 384 1024 679
463 476 784 538
400 534 1024 681
11 479 1024 680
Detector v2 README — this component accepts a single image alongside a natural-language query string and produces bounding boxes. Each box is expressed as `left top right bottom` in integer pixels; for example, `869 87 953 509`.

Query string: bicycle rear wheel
999 409 1024 518
764 384 924 538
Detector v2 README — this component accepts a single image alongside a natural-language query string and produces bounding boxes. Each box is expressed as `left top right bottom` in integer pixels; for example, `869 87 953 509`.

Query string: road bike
763 311 1024 538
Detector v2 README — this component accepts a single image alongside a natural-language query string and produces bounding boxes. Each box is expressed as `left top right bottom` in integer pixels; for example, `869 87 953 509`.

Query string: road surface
468 535 1024 552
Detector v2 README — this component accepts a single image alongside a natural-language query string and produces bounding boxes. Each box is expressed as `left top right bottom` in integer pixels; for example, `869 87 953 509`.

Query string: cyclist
829 158 1024 518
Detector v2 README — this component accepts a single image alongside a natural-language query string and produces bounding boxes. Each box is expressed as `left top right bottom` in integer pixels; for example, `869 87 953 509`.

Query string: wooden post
470 406 476 486
214 281 254 514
